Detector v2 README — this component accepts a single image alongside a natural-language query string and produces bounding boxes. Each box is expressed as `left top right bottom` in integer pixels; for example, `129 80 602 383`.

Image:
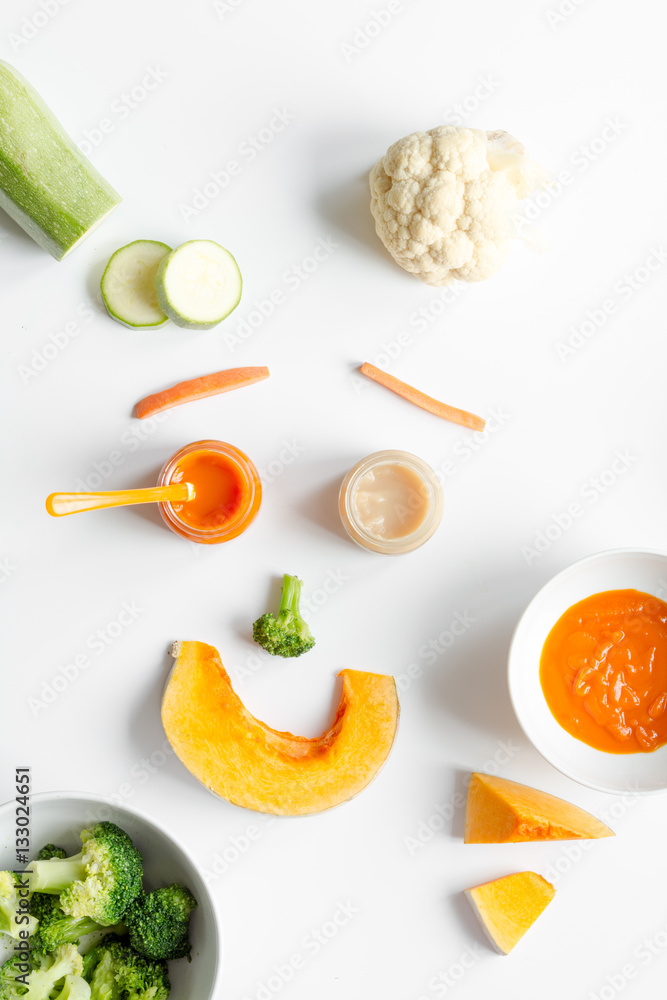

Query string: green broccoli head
124 884 197 962
0 871 37 942
1 943 84 1000
28 892 104 955
87 936 170 1000
0 955 26 1000
28 823 143 926
252 574 315 658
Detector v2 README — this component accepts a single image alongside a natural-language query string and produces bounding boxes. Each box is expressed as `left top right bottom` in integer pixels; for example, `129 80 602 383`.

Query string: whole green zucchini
0 61 121 260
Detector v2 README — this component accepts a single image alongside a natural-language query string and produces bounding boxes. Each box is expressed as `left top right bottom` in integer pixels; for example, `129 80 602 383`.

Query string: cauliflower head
369 126 545 286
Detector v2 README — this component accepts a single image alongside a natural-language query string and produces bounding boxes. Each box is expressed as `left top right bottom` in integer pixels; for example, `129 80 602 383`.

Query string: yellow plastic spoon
46 483 195 517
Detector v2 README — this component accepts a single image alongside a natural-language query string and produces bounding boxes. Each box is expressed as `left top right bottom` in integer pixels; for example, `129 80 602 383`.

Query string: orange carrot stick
359 362 485 432
135 366 270 419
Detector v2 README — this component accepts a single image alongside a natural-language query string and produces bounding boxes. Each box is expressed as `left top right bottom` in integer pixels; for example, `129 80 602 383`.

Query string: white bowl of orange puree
509 548 667 793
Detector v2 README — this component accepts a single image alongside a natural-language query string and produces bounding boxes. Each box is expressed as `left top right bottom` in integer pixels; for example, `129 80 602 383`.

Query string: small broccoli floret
0 955 27 1000
36 845 66 862
28 892 105 955
124 885 196 962
52 975 91 1000
28 823 143 927
88 937 169 1000
0 872 37 942
0 943 83 1000
252 574 315 658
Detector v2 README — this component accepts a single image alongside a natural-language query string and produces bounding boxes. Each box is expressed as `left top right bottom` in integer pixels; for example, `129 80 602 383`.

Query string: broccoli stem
280 574 302 615
29 855 87 894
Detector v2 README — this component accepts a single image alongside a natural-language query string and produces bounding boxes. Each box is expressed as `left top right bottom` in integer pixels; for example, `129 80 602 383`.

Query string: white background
1 0 666 997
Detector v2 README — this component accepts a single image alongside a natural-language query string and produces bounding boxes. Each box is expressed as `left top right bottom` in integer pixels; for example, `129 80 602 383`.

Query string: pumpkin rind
161 640 399 815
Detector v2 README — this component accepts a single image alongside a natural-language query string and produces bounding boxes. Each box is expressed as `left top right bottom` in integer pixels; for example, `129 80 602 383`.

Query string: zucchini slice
101 240 171 328
155 240 242 330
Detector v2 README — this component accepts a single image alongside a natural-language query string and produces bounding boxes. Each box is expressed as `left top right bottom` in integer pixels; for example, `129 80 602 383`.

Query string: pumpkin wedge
161 641 399 815
465 872 555 954
464 773 614 843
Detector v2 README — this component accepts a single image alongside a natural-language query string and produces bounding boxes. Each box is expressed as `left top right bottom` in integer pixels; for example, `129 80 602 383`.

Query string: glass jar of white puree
338 450 443 554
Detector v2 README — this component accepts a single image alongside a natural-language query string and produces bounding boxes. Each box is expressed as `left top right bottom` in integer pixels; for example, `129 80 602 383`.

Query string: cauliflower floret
369 126 545 286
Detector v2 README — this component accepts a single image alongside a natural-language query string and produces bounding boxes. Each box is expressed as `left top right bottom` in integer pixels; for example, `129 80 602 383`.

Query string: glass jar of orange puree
158 440 261 544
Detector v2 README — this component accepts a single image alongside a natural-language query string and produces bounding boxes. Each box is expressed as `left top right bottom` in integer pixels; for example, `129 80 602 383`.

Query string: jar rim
158 440 261 542
339 450 443 554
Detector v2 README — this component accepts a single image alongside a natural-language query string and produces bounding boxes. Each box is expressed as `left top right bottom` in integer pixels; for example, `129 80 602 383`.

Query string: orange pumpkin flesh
161 641 400 816
465 872 555 954
464 773 614 843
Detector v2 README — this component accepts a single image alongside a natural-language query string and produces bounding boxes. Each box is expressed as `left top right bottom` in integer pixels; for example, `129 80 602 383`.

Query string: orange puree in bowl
171 450 248 530
540 589 667 754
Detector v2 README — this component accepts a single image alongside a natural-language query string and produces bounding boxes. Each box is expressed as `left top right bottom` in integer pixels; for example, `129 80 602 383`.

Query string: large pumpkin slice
161 641 399 815
464 773 614 843
465 872 555 954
